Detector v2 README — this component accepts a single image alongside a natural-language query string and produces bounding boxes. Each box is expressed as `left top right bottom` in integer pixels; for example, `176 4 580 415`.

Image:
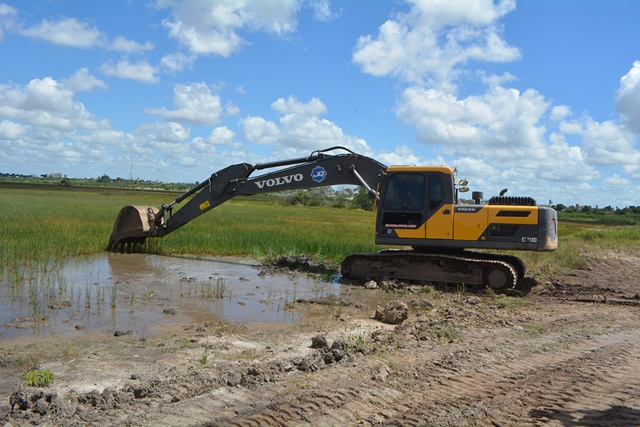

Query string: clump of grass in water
200 277 226 299
110 284 117 308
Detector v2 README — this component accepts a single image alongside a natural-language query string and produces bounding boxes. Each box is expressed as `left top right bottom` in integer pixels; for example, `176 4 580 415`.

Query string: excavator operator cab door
375 167 455 247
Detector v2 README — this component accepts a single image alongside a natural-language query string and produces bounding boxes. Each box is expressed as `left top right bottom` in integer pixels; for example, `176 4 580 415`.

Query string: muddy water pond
1 253 340 340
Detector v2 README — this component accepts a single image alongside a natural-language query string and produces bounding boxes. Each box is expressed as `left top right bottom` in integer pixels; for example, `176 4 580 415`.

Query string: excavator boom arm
108 147 386 249
154 148 385 237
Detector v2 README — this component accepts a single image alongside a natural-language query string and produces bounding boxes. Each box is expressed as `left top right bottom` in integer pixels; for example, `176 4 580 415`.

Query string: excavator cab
375 166 457 245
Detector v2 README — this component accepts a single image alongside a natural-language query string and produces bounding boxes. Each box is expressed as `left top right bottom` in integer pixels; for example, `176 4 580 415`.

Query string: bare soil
2 252 640 427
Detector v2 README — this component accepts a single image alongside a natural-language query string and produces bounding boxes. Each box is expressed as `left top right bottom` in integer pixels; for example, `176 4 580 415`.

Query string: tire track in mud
224 387 366 427
216 314 640 427
381 330 640 426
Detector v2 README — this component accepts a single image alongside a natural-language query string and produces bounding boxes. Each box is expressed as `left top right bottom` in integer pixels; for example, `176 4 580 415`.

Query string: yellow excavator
108 146 557 292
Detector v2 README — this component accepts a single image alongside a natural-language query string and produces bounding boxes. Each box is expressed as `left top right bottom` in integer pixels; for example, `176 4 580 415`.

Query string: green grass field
0 185 379 275
1 184 638 283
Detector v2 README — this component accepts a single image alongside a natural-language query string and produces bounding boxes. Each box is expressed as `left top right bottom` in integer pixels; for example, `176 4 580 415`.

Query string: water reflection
0 253 340 340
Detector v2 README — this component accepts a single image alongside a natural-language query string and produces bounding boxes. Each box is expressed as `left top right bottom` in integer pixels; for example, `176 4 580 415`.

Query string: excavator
108 146 557 292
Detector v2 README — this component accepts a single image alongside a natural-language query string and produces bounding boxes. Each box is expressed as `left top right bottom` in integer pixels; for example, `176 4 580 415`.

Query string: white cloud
580 119 640 167
616 61 640 134
146 82 223 125
161 52 195 73
241 115 281 145
550 105 571 122
134 121 191 153
0 77 108 131
603 173 630 189
109 35 154 53
225 101 240 116
352 0 519 87
208 125 234 144
241 96 373 155
21 17 106 48
481 72 516 87
272 96 326 116
0 3 17 40
0 83 117 176
375 144 427 166
307 0 337 22
397 85 549 157
245 0 300 34
100 59 159 83
157 0 300 57
61 68 108 92
0 119 24 139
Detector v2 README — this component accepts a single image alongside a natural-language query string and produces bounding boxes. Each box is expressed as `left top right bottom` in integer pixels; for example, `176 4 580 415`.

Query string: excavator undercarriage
342 250 531 293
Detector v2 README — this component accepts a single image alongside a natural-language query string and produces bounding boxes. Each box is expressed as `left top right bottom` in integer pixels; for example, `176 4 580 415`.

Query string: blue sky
1 1 639 208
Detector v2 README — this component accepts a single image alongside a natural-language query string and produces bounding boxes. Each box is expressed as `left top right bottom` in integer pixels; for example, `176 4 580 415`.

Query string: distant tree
351 187 374 211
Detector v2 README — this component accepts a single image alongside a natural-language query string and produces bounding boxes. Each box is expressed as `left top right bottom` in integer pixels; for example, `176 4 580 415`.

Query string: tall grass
515 221 640 278
1 185 638 285
0 185 378 280
157 200 379 264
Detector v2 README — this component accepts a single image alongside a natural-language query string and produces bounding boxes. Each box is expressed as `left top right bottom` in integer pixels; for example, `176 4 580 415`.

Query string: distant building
48 173 67 178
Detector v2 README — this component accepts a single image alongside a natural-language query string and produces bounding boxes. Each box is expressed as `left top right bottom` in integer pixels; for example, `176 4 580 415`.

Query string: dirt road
2 253 640 426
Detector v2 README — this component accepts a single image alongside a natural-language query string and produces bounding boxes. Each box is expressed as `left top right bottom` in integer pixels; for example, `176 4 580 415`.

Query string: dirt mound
264 253 337 275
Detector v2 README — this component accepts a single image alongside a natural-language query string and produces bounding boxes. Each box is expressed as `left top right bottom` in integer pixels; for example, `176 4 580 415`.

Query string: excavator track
341 250 527 293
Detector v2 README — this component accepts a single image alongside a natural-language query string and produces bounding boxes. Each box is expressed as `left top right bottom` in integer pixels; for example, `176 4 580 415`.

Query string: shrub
24 369 55 387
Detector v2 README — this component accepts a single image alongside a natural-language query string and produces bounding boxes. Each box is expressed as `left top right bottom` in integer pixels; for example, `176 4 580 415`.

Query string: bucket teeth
107 237 146 252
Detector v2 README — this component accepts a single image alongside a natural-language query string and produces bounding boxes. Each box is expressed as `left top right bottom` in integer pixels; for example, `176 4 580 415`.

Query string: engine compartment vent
488 196 537 206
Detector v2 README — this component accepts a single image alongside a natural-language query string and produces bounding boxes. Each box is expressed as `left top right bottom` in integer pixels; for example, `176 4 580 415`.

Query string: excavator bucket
107 205 160 251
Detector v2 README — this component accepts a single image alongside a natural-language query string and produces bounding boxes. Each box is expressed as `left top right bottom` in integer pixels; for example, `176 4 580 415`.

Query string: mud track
2 254 640 426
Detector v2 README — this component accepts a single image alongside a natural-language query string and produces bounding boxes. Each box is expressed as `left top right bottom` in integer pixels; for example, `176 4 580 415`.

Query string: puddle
0 253 340 340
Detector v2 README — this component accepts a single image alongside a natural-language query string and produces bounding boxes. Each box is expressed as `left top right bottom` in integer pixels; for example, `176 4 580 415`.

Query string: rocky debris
113 330 133 337
311 335 328 349
9 388 58 415
375 300 409 324
372 364 392 382
2 332 369 425
364 280 379 289
409 298 434 309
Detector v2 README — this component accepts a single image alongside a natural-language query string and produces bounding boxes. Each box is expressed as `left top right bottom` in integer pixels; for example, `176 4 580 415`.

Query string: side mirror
459 187 469 193
458 179 468 186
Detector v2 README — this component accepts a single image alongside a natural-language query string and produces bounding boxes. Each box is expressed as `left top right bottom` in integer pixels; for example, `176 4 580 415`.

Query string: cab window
383 173 424 210
382 173 424 228
428 174 444 210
